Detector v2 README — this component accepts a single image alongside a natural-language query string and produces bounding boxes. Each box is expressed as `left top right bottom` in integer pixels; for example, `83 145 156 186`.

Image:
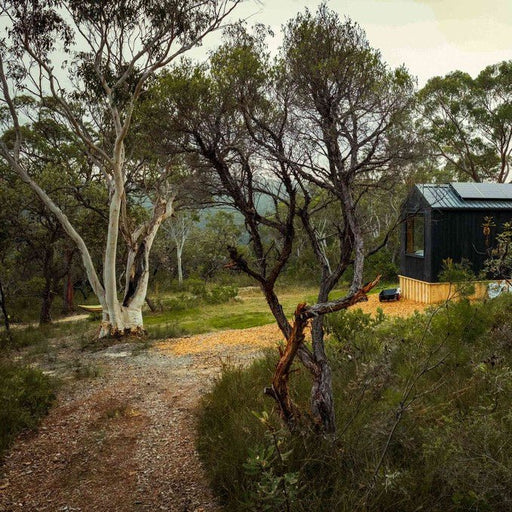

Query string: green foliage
418 61 512 182
198 295 512 511
439 258 476 297
484 221 512 278
242 412 300 511
203 285 238 305
363 248 399 283
325 307 386 347
0 361 56 458
197 355 280 510
439 257 476 283
157 282 238 309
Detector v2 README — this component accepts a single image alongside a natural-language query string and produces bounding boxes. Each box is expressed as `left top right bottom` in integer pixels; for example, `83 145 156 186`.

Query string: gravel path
0 324 282 512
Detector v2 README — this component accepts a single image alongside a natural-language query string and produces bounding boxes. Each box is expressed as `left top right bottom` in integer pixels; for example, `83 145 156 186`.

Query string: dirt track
0 325 282 512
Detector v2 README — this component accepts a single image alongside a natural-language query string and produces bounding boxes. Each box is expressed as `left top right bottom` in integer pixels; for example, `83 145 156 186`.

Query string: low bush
363 248 399 283
197 294 512 511
151 284 238 312
203 285 238 305
0 361 57 459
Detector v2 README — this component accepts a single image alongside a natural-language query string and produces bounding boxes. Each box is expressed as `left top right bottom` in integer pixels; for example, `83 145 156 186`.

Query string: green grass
144 286 326 335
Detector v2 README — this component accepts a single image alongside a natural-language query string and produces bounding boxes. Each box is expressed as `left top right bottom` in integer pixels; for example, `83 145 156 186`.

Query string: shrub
439 258 476 297
152 284 238 311
197 295 512 511
203 285 238 305
363 248 399 283
0 361 56 458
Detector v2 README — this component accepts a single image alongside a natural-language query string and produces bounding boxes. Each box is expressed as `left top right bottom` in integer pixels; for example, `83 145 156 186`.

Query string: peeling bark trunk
176 244 184 286
98 302 145 338
96 198 173 339
39 245 56 325
297 203 352 433
98 300 146 338
63 274 75 314
310 316 336 433
265 302 309 432
123 241 146 308
267 276 381 432
262 284 292 339
40 278 54 325
103 186 123 331
145 297 157 312
62 250 75 314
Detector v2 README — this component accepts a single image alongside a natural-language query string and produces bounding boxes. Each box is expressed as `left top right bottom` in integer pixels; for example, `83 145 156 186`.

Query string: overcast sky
205 0 512 86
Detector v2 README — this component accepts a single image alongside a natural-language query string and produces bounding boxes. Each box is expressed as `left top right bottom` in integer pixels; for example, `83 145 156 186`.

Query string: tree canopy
418 61 512 183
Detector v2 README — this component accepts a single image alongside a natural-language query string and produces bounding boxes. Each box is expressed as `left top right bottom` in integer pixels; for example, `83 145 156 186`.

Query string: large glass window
406 214 424 257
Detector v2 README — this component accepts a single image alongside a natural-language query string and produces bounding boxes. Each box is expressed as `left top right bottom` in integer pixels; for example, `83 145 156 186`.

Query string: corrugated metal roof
416 183 512 210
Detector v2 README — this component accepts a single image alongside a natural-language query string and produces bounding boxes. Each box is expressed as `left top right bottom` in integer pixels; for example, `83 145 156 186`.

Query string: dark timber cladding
400 183 512 283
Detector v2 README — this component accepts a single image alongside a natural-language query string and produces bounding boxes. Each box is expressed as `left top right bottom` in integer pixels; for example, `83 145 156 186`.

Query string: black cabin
400 182 512 283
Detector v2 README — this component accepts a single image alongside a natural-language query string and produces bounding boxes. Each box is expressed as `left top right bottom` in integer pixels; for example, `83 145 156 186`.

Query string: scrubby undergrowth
0 361 56 460
197 295 512 511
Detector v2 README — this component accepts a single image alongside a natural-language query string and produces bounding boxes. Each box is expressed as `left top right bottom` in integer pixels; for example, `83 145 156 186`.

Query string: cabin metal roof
415 183 512 210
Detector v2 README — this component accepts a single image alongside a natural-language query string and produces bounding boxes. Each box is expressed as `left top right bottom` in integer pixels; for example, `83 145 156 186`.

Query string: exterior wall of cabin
430 209 512 281
400 190 432 282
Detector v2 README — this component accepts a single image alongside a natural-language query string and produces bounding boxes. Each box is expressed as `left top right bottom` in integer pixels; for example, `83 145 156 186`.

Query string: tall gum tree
0 0 240 337
281 4 416 430
148 16 414 432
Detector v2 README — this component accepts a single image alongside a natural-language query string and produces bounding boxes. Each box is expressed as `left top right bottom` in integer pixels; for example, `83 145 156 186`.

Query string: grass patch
209 312 273 330
198 294 512 511
144 285 328 336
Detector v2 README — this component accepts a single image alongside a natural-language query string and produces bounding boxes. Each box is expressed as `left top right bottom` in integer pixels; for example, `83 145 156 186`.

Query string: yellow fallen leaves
157 324 283 356
155 297 425 357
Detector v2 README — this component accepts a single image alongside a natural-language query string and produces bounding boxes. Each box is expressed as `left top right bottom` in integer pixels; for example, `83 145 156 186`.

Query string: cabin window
406 214 424 257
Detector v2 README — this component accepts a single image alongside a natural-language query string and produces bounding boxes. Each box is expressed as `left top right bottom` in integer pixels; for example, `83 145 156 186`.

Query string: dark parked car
379 288 401 302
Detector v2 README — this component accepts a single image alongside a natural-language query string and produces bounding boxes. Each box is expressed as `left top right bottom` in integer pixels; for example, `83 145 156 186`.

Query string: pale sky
204 0 512 86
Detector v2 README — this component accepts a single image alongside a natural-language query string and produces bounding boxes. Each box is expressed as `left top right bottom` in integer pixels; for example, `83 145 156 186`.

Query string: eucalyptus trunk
0 277 12 342
63 273 75 314
5 151 173 338
98 194 172 338
40 278 54 325
176 243 184 286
